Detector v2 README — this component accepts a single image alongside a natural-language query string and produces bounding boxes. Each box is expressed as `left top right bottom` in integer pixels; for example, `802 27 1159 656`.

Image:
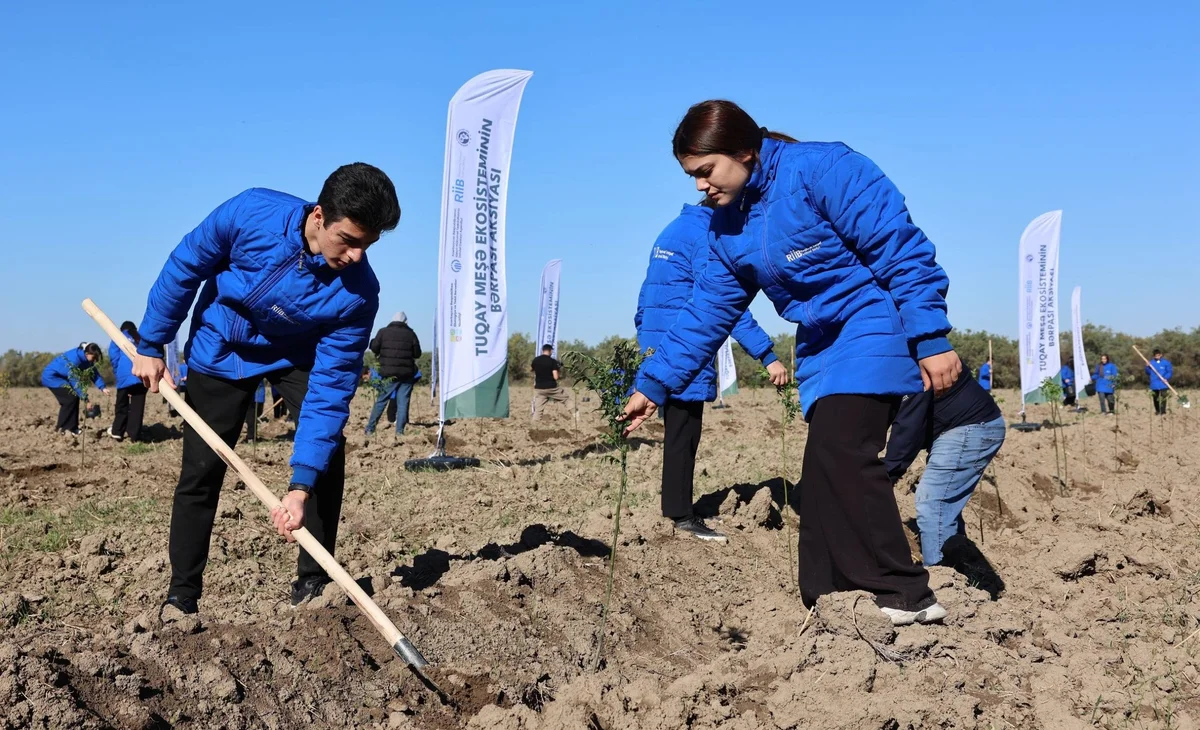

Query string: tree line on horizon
3 324 1195 393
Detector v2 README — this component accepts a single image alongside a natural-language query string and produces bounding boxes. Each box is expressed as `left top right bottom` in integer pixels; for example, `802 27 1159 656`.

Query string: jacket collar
740 137 785 209
286 203 331 271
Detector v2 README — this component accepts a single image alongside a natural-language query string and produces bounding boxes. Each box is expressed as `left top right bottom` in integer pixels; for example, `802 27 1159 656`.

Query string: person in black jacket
366 312 421 434
884 368 1005 567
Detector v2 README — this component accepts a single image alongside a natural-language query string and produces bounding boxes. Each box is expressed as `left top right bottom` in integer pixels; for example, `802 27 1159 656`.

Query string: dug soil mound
2 386 1199 728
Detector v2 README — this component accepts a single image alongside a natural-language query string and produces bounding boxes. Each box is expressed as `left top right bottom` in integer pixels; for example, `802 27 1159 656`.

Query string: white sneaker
106 427 123 441
880 602 948 626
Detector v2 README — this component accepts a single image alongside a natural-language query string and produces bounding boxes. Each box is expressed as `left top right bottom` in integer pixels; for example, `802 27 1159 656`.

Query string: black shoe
672 516 728 543
290 576 330 606
163 595 198 615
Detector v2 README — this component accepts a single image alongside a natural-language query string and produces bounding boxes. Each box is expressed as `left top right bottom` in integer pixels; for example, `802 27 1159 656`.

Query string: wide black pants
112 384 148 441
168 368 346 602
1153 390 1169 416
49 387 80 432
798 394 934 611
661 399 705 519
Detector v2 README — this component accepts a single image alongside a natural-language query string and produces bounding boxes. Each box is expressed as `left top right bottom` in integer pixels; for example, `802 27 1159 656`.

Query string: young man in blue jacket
1146 348 1173 416
636 203 786 542
1060 360 1076 408
131 163 400 616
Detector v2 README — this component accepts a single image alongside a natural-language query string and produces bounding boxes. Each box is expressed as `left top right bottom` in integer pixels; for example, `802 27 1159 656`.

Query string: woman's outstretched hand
919 350 962 396
618 391 658 436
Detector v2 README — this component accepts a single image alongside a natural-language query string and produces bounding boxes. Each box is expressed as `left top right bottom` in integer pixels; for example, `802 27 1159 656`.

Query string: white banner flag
717 338 739 398
535 259 562 357
1018 210 1063 405
436 69 532 420
1071 285 1091 391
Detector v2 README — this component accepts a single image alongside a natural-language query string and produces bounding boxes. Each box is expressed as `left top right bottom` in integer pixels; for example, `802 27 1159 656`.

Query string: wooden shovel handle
82 299 425 664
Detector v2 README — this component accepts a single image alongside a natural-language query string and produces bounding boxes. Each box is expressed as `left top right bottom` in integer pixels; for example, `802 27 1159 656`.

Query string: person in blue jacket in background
42 343 109 434
1060 360 1076 408
636 201 787 543
622 100 962 626
108 322 148 442
1094 354 1118 415
129 163 400 616
978 359 992 392
1146 348 1173 416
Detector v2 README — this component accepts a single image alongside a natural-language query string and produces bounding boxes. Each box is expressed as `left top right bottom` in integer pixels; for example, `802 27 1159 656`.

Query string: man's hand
765 360 790 386
270 491 307 543
618 391 658 436
919 350 962 396
133 354 175 393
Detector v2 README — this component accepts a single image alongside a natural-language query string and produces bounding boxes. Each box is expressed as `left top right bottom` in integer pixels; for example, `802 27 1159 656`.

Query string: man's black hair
1154 348 1162 356
318 163 401 233
542 345 554 353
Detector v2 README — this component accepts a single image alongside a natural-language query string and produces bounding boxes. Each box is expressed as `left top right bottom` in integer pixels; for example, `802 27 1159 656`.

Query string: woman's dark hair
672 100 798 162
318 162 401 234
119 321 141 345
1100 353 1110 363
83 343 103 362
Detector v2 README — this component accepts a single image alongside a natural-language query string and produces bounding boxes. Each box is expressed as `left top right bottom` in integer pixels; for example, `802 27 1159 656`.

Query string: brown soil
2 386 1199 728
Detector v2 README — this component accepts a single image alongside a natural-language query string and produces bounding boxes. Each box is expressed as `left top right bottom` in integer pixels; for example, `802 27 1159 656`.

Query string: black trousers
49 387 80 432
661 399 705 519
168 368 346 602
1062 385 1076 407
1152 390 1169 415
112 384 148 441
798 394 934 611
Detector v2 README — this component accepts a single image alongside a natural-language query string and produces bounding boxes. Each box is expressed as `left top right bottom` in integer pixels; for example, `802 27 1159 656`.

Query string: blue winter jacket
136 188 380 488
1060 365 1074 389
635 205 778 402
108 334 140 390
636 139 952 419
1094 363 1118 394
1146 358 1172 391
978 362 992 391
41 347 106 396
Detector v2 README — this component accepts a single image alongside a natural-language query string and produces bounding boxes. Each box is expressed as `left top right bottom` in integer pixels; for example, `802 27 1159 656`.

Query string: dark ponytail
672 100 798 163
119 320 141 345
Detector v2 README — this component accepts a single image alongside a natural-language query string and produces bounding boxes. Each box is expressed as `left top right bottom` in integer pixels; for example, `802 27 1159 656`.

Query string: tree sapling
66 361 99 468
564 342 643 671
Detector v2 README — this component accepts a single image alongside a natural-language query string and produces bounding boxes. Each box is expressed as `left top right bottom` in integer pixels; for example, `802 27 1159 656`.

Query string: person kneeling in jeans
884 367 1006 566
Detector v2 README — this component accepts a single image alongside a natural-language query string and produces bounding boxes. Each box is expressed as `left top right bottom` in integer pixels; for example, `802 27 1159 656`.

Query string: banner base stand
405 455 480 472
1010 412 1042 432
405 421 480 471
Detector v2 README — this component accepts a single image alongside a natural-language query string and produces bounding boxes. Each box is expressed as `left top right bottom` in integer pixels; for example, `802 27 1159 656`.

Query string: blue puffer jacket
636 205 778 402
978 362 992 391
1146 358 1172 391
1060 364 1074 389
41 347 106 396
137 188 380 488
1094 362 1118 394
636 139 951 419
109 334 140 390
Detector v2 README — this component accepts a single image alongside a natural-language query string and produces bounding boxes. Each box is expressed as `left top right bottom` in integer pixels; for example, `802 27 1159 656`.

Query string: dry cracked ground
2 384 1199 729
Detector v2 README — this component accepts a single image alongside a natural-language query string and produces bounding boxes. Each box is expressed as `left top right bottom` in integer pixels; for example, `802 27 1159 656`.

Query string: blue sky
1 1 1196 353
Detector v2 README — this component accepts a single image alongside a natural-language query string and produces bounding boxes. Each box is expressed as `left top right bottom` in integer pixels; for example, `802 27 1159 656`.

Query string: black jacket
369 322 421 380
883 373 1002 482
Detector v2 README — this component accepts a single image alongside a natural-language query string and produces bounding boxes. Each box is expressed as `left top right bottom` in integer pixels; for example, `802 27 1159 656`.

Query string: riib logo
456 129 471 146
786 243 821 262
451 259 462 273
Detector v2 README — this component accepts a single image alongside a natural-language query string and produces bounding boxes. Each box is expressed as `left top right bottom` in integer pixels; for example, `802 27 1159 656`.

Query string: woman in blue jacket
1094 354 1118 415
622 100 961 626
41 343 109 434
108 322 147 442
636 202 787 543
1060 360 1076 408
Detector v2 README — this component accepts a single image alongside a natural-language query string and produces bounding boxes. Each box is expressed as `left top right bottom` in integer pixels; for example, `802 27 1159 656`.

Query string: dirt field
1 382 1198 729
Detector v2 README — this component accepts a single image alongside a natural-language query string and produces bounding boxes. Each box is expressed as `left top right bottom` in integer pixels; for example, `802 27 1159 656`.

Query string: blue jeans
365 379 414 434
914 416 1006 566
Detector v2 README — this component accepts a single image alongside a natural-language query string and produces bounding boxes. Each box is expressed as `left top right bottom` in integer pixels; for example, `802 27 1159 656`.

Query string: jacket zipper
234 249 303 378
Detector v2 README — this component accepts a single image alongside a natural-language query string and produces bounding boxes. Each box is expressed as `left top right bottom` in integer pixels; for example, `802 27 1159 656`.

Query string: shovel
82 299 452 703
1131 345 1190 408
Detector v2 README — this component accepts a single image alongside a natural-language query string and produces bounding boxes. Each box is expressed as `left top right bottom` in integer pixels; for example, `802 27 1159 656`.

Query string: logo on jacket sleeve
270 305 296 324
652 246 675 261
